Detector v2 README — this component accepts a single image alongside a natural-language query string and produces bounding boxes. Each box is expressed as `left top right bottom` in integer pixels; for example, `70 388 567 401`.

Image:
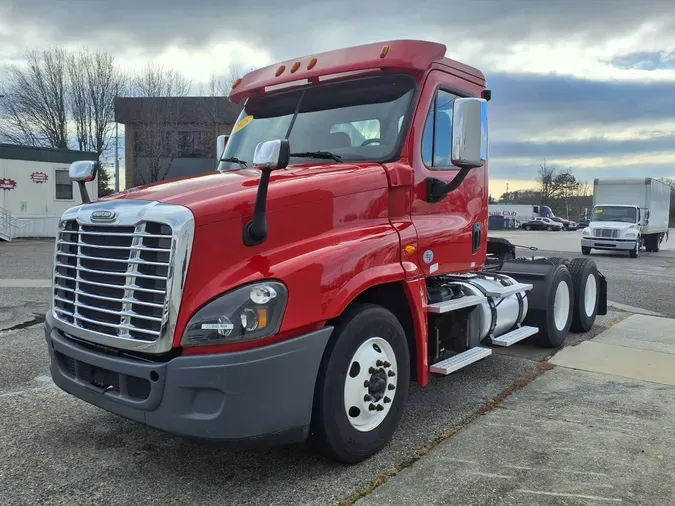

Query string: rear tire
310 303 410 464
546 257 570 268
525 225 532 231
525 265 574 348
581 246 591 256
568 258 600 333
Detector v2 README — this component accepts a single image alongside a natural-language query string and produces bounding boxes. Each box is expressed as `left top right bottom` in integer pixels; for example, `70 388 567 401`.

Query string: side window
330 119 380 147
421 89 458 170
54 169 73 200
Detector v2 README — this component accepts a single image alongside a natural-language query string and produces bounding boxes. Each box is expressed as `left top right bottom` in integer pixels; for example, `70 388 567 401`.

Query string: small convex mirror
451 98 488 168
69 160 98 182
252 139 290 170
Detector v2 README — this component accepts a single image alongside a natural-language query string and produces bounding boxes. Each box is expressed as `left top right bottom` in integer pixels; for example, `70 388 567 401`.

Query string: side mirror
243 139 290 247
216 134 229 161
451 97 488 168
252 139 290 170
425 97 488 203
69 160 98 204
69 160 98 182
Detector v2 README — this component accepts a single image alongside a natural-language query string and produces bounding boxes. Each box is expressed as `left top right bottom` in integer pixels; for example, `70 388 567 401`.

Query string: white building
0 143 98 240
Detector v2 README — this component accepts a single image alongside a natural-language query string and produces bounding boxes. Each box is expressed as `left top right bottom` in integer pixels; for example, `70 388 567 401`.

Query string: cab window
421 89 458 169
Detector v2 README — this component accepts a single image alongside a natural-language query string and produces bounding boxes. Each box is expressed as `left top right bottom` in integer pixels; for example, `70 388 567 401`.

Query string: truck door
409 70 488 275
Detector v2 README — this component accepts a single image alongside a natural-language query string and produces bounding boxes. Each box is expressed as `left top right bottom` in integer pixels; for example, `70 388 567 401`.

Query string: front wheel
547 226 553 231
629 240 639 258
525 225 532 231
581 246 591 255
310 303 410 464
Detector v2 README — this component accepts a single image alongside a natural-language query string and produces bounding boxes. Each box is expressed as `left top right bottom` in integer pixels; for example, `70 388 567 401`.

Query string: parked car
521 217 563 231
575 220 589 230
551 216 577 231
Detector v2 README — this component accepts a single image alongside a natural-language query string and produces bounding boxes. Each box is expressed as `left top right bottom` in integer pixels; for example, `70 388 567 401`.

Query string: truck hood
98 163 388 226
588 221 639 230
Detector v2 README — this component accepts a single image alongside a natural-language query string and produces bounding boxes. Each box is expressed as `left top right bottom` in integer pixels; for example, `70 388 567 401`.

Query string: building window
55 169 73 200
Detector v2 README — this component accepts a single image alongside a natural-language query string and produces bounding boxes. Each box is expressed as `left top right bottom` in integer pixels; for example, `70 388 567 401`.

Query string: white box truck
581 178 671 258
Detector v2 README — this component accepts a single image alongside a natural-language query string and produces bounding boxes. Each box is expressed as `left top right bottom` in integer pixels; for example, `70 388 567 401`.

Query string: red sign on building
0 178 17 190
31 172 49 183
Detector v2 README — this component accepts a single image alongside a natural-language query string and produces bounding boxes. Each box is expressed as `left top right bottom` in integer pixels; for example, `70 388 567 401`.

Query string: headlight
624 231 638 238
582 228 591 236
181 281 288 347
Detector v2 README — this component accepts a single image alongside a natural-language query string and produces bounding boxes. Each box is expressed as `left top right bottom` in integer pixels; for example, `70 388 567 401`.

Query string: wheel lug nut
388 370 396 377
364 394 372 402
383 361 391 368
388 384 395 391
376 405 384 411
369 367 376 374
384 396 391 403
363 380 370 388
369 403 377 411
376 360 383 366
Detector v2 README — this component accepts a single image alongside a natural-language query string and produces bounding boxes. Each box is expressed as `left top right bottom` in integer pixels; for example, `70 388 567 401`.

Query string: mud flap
598 272 608 316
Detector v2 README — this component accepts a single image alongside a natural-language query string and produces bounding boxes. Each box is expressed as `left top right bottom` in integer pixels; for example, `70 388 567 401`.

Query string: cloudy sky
1 0 675 197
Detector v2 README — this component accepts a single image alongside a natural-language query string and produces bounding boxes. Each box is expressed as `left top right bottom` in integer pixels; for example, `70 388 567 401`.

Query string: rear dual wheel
310 304 410 464
526 264 574 348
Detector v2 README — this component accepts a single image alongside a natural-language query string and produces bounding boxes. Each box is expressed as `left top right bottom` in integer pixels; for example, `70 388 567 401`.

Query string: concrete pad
356 367 675 506
549 314 675 385
592 314 675 355
550 342 675 386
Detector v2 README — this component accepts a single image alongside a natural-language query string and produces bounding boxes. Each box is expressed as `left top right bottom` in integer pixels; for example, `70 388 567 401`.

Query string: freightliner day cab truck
46 40 608 464
582 178 671 258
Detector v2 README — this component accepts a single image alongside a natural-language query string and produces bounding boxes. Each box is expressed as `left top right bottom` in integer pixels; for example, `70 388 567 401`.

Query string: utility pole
114 121 119 193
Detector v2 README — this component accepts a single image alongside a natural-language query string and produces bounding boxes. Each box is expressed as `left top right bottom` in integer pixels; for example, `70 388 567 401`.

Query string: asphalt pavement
0 234 662 505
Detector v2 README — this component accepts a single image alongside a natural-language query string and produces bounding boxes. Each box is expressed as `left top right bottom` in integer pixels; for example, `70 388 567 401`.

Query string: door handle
472 222 482 254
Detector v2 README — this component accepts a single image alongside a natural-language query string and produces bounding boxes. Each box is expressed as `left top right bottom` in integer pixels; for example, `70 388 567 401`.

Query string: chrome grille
594 228 619 238
53 220 173 342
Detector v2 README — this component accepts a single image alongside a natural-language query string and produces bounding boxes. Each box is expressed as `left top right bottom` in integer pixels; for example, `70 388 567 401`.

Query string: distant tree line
0 47 247 195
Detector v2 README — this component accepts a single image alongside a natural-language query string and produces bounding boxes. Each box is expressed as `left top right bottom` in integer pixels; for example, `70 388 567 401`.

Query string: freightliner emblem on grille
90 210 117 222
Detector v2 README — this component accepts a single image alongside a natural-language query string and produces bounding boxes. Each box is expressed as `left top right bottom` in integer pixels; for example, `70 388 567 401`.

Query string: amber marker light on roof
380 45 390 58
232 78 242 89
307 57 318 70
275 65 286 77
290 62 301 73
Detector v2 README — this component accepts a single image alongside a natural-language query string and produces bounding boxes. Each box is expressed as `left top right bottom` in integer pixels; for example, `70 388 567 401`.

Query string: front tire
629 240 639 258
525 225 532 231
581 246 591 256
310 303 410 464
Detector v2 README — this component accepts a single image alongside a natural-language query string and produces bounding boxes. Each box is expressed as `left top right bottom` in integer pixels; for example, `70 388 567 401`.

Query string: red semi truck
46 40 607 464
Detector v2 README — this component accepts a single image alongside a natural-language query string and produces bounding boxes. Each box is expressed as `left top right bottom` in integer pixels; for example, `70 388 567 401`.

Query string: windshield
217 74 416 171
592 206 638 223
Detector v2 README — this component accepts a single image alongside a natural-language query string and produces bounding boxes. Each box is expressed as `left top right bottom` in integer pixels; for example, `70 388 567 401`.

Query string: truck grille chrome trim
51 201 195 354
594 228 619 238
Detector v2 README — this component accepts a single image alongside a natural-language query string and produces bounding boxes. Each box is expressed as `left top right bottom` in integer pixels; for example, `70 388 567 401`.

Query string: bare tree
131 63 192 97
198 64 251 98
537 161 578 206
2 49 69 148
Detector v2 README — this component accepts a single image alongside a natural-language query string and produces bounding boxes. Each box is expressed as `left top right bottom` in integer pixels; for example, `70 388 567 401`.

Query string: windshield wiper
290 151 342 163
219 157 248 168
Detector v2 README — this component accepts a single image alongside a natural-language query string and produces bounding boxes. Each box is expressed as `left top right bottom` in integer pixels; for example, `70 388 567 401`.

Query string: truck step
482 282 533 298
426 295 487 314
490 325 539 347
429 347 492 375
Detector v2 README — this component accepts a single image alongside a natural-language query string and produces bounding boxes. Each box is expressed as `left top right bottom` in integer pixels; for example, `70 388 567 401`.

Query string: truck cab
45 40 607 464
